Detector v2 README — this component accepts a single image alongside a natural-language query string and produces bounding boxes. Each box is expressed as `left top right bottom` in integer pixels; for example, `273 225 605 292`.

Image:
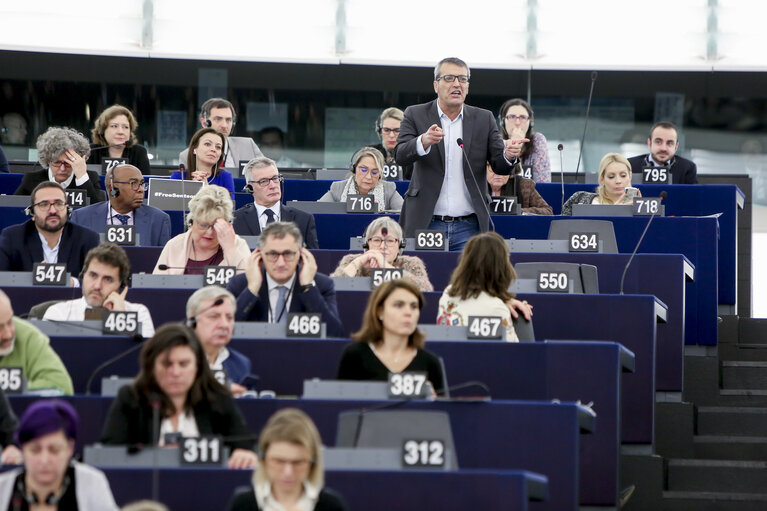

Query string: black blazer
627 154 698 184
227 271 346 337
14 169 106 203
88 144 151 175
101 385 255 452
0 220 100 276
232 203 319 249
394 99 515 237
228 486 348 511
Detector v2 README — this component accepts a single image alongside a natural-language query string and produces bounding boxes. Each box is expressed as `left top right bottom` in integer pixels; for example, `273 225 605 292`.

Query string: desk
9 396 587 511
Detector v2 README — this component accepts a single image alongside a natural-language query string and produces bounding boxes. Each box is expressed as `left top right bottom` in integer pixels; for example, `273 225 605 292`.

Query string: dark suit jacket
394 100 515 237
69 201 172 246
232 203 319 249
101 385 254 451
628 154 698 184
88 144 151 175
0 220 100 276
222 348 252 385
228 487 348 511
227 271 345 337
14 169 106 203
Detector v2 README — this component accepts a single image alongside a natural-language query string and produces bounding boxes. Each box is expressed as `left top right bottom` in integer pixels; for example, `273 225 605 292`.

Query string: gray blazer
317 178 403 211
179 136 263 167
393 99 514 237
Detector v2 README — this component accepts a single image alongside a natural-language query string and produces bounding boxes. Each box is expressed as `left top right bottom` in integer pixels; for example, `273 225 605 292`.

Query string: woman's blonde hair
186 185 233 225
254 408 325 489
596 153 632 204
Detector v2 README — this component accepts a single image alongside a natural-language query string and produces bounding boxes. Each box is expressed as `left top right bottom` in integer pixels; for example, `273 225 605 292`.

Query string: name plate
633 197 663 216
286 313 322 337
147 178 203 211
102 311 139 335
537 271 570 293
388 372 428 398
382 164 402 180
346 194 375 213
490 196 518 215
180 436 223 465
65 189 87 208
204 265 236 287
105 225 136 246
102 158 127 174
0 367 23 394
466 316 504 340
520 165 533 179
415 230 446 251
568 232 599 252
402 439 446 468
212 369 228 386
371 268 403 287
642 166 671 184
238 160 250 178
33 263 67 286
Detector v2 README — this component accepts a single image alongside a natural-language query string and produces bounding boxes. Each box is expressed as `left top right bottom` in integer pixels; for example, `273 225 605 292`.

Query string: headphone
25 202 73 218
362 224 406 257
374 117 382 135
108 168 120 198
13 469 71 507
349 152 358 174
200 99 237 130
78 258 132 293
186 316 197 329
498 100 534 139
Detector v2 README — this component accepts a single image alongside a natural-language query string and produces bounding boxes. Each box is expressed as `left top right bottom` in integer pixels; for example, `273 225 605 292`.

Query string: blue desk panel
9 397 580 511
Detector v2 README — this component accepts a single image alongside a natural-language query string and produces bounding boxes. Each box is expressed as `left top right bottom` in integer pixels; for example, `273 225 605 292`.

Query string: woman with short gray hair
14 127 105 202
154 185 251 275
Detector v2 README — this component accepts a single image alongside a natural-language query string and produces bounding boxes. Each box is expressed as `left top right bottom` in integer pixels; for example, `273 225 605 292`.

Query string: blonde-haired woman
562 153 640 215
227 408 349 511
153 185 250 274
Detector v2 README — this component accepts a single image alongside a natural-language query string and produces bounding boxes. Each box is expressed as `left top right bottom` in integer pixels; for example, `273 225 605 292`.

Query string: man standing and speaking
395 57 526 251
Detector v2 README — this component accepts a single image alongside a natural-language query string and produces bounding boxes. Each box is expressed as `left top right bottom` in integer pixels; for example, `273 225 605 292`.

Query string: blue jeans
428 215 480 252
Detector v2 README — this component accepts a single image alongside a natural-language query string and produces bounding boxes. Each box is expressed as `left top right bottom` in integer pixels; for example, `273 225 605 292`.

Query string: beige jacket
153 229 251 274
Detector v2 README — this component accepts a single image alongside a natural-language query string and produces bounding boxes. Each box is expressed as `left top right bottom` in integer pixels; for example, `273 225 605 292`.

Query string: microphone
91 141 130 152
150 392 161 502
456 138 495 232
436 380 491 400
573 71 598 184
186 297 225 326
619 191 667 295
84 333 145 395
558 144 565 213
156 264 188 272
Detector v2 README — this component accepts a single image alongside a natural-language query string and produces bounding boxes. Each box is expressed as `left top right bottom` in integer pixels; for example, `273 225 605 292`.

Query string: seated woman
337 279 445 394
486 163 553 215
14 127 105 202
318 147 403 212
372 107 413 180
227 408 349 511
498 98 551 183
330 216 433 291
561 153 639 215
88 104 151 174
154 184 251 275
437 232 532 342
0 400 118 509
101 323 258 469
170 127 235 196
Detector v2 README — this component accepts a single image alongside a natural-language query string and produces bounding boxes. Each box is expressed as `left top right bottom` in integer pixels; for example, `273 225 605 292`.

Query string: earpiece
349 153 358 174
204 120 212 128
110 188 120 198
186 316 197 329
375 117 382 135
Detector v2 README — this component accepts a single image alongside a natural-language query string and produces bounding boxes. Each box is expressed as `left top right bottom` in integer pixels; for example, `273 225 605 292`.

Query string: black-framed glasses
437 74 470 84
49 160 72 169
33 200 67 210
112 179 146 191
381 127 400 135
263 250 298 262
248 175 283 188
504 114 530 121
367 237 399 247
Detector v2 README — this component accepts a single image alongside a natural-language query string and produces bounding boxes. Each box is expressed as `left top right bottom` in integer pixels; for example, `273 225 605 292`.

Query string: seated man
179 98 262 167
43 243 155 338
15 127 105 203
0 181 100 281
186 286 251 396
233 156 319 249
70 164 171 246
627 121 698 184
0 289 74 395
227 222 345 337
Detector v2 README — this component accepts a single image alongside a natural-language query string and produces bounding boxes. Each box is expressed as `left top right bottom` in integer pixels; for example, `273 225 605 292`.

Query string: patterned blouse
522 132 551 183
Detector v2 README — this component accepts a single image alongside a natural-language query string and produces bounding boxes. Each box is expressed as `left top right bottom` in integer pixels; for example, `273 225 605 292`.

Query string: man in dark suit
0 181 100 281
226 221 345 337
14 127 105 203
69 164 171 246
233 156 319 249
627 121 698 184
394 57 524 251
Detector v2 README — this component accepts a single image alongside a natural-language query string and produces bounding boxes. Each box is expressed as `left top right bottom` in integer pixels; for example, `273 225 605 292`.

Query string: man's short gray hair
36 127 91 168
186 286 236 320
243 156 278 182
433 57 470 81
260 221 303 248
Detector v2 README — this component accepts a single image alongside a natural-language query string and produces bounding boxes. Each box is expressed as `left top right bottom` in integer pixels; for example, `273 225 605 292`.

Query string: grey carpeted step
719 389 767 407
719 343 767 362
697 406 767 436
663 491 767 511
739 318 767 344
721 361 767 390
694 435 767 461
667 459 767 493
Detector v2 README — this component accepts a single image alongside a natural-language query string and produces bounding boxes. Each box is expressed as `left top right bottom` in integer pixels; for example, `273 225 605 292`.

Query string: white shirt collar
255 480 320 511
209 346 230 370
37 230 62 263
48 168 74 188
108 205 134 224
265 272 296 293
255 202 281 222
436 102 464 122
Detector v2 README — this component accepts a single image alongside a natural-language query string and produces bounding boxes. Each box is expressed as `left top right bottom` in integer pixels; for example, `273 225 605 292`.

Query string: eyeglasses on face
367 237 399 247
357 166 380 176
262 250 298 262
504 114 530 121
112 179 146 191
437 74 469 84
381 127 400 135
247 175 283 188
50 161 72 169
33 200 67 210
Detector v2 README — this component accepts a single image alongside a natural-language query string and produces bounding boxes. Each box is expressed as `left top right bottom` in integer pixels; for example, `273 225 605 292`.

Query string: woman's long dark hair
133 323 228 417
498 98 535 162
446 232 516 302
185 128 225 179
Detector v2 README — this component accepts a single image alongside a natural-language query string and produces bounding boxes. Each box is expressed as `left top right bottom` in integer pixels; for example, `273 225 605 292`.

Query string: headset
24 201 73 218
107 167 120 198
498 99 535 139
13 468 71 507
374 116 382 135
78 254 132 294
200 98 238 130
362 224 406 258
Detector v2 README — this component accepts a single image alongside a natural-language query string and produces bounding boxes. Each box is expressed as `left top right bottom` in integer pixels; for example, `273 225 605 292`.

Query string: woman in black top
88 105 151 174
228 408 348 511
337 279 445 394
100 323 257 469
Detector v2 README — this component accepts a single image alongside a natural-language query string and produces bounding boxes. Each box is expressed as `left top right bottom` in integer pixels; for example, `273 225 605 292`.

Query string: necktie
274 285 288 323
264 209 276 225
115 214 130 225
